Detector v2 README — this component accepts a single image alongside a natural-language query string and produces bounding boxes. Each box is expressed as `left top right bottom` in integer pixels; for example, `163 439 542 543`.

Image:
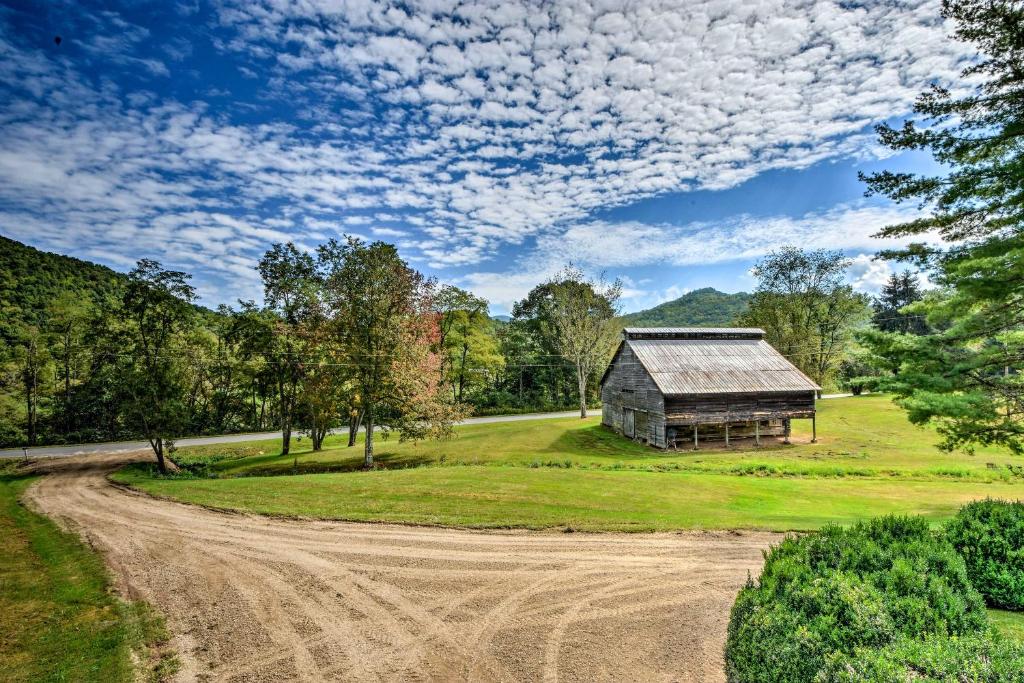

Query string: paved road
0 410 582 459
1 394 856 460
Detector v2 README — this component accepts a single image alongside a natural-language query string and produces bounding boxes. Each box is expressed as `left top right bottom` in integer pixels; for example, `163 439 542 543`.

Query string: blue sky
0 1 966 314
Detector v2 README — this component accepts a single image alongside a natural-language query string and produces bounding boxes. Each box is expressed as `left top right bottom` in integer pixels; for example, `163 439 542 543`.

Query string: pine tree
860 0 1024 452
872 272 929 335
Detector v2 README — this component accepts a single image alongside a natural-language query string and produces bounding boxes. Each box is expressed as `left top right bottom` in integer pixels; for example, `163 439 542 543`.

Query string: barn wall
664 391 815 418
600 344 666 447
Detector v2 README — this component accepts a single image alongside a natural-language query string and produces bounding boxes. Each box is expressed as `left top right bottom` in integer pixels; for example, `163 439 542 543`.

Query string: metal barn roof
623 327 765 339
626 336 821 395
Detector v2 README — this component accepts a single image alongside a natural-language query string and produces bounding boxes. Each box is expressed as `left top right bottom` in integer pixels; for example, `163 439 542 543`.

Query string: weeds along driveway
26 452 778 683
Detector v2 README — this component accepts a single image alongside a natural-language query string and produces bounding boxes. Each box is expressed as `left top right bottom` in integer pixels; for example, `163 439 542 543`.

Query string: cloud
0 0 970 304
536 202 925 270
455 201 927 310
847 253 893 293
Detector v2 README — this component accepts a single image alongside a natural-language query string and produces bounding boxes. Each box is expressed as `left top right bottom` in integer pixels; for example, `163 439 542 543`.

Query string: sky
0 0 968 315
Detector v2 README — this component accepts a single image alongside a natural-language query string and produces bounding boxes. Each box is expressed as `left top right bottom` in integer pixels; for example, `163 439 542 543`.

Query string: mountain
621 288 751 327
0 235 128 344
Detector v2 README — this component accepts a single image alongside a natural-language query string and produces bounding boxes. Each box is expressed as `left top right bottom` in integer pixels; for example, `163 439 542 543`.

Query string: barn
599 327 820 449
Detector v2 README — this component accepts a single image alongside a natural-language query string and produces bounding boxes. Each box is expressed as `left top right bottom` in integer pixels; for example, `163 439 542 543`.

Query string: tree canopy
739 248 871 386
859 0 1024 453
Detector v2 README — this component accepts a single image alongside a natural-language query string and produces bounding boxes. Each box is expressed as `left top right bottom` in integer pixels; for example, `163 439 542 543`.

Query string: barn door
635 410 649 442
623 408 635 438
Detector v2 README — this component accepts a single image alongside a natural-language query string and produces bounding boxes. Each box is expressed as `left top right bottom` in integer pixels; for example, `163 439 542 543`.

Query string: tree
739 248 871 386
256 243 318 457
45 292 89 436
872 272 929 335
295 291 344 453
544 267 622 418
9 324 48 446
433 285 503 403
320 237 463 467
859 0 1024 453
509 285 577 409
116 259 197 473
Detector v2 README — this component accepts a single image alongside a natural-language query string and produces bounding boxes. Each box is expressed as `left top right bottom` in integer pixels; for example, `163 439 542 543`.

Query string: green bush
725 516 988 682
819 633 1024 682
945 499 1024 611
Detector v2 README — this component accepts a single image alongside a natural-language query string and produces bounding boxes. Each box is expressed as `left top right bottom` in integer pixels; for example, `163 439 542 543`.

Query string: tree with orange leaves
318 237 466 467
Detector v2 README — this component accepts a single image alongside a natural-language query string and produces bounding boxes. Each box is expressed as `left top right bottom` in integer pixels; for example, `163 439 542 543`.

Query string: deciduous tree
256 243 318 456
320 237 463 467
739 248 871 386
433 285 503 403
115 260 196 473
544 267 622 419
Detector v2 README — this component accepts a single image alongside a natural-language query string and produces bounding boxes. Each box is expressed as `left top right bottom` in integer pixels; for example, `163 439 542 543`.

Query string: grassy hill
622 287 750 327
0 235 127 344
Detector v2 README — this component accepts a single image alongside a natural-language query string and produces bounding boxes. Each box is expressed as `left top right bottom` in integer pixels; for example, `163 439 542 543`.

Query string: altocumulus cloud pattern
0 0 967 306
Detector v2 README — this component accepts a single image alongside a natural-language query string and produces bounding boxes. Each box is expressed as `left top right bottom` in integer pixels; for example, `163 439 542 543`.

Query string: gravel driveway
26 453 777 682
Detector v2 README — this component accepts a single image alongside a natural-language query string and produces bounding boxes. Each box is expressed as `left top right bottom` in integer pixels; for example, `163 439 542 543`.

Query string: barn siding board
600 328 819 449
601 343 667 447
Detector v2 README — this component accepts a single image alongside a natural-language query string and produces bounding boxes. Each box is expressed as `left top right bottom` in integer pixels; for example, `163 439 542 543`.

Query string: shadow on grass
545 423 795 460
166 445 442 479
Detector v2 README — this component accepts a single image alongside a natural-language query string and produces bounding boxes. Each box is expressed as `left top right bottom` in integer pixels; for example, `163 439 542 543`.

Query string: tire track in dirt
25 452 779 682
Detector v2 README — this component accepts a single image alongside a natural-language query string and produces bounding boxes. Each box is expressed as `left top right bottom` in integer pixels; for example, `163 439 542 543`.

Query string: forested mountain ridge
621 288 751 327
0 235 127 344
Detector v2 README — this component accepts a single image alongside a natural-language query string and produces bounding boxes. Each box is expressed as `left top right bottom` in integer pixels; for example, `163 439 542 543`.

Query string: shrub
819 633 1024 682
725 516 987 682
945 499 1024 611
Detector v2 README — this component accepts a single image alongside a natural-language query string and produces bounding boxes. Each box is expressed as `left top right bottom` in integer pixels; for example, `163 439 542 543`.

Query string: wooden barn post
811 415 817 443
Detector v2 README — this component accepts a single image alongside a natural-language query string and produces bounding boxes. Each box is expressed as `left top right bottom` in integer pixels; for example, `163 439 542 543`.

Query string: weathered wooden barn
600 328 820 449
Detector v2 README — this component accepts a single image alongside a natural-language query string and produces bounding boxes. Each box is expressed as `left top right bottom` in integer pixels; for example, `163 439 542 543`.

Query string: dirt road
26 453 778 682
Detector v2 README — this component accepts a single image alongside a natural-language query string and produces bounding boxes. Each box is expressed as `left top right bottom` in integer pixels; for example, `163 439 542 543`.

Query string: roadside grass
990 609 1024 642
169 396 1024 483
113 464 1024 532
0 463 177 682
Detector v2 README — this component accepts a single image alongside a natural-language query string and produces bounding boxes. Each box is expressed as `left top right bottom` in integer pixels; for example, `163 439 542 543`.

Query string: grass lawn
112 396 1024 532
0 464 176 682
114 464 1024 532
990 609 1024 642
168 395 1024 482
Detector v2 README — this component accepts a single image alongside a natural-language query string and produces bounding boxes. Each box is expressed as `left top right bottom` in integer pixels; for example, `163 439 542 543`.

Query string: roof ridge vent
623 327 765 341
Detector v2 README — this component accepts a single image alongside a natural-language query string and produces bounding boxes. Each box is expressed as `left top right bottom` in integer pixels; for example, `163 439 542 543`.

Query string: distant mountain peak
621 288 750 327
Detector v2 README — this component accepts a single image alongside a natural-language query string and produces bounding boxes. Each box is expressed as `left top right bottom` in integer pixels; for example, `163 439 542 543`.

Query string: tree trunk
348 409 363 447
457 344 469 403
363 406 374 468
281 419 291 456
153 437 167 474
577 365 588 419
25 377 36 446
311 414 327 452
63 342 71 435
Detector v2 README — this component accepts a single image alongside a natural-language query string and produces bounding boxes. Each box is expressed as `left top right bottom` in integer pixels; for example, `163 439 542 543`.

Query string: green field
166 396 1024 480
113 396 1024 531
0 465 176 682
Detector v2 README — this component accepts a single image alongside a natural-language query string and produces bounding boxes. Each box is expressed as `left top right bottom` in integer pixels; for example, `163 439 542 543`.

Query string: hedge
819 633 1024 682
725 515 987 682
945 499 1024 611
